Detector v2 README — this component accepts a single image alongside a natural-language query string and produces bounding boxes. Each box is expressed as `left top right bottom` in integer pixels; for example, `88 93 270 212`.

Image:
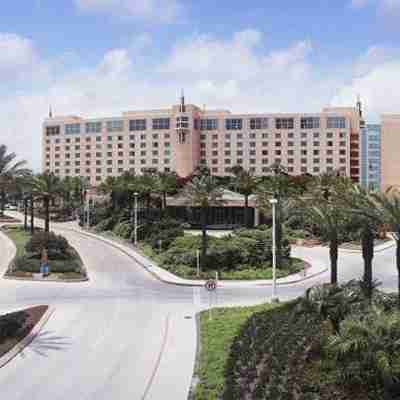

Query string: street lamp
269 198 279 303
134 192 139 246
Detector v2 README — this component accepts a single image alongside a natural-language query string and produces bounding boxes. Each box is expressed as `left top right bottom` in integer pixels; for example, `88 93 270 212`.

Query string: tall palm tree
31 172 62 232
231 165 258 228
183 175 224 259
156 171 178 211
342 185 383 301
371 189 400 307
0 145 30 216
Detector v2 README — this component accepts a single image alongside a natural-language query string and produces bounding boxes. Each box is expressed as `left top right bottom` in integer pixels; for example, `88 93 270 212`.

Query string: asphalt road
0 215 398 399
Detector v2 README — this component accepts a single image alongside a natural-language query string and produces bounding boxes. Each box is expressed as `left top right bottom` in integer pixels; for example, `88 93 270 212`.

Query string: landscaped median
192 283 400 400
0 305 50 367
2 225 87 281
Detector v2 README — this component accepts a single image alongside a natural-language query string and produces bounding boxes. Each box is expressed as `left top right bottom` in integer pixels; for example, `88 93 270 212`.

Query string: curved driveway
0 216 398 399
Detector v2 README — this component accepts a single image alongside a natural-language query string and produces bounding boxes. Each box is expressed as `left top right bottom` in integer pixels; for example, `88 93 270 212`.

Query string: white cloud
350 0 400 15
74 0 183 23
1 29 400 171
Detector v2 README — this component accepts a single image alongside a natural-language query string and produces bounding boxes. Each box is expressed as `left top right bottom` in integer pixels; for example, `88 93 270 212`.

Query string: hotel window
212 151 218 156
117 143 123 149
275 133 281 139
262 167 269 173
249 150 256 156
106 120 124 132
75 153 80 158
200 119 218 131
313 167 320 173
262 150 268 155
249 133 256 139
237 142 243 147
65 154 70 159
212 159 218 165
340 158 346 164
152 159 158 164
225 133 231 139
46 126 60 136
152 134 159 139
287 150 294 155
275 141 282 147
326 132 333 138
200 143 206 148
118 160 123 165
340 149 346 155
86 161 90 166
301 141 307 146
107 160 112 165
275 118 294 129
327 166 334 172
200 151 206 157
65 138 70 143
261 141 268 147
327 150 333 155
225 159 231 164
301 158 307 164
275 150 282 155
212 168 218 173
140 143 146 148
75 145 80 150
212 134 218 140
288 158 294 164
55 161 60 166
96 160 101 165
85 152 91 157
313 158 320 164
327 141 333 147
301 117 320 129
262 133 269 139
107 136 112 141
301 132 307 138
340 141 346 146
65 123 81 135
225 151 231 156
250 142 256 147
164 159 170 164
313 141 320 146
225 142 231 148
274 159 281 164
262 158 269 164
288 167 294 173
288 133 294 138
96 168 102 173
96 144 101 149
327 117 346 129
237 150 243 156
65 169 70 174
65 146 70 151
86 122 102 133
140 151 146 156
75 137 80 142
152 118 170 130
118 152 123 157
153 150 159 156
212 142 218 148
130 151 135 156
301 167 307 173
339 132 347 138
165 142 170 147
250 159 256 165
130 143 135 148
249 117 268 130
313 150 320 155
96 136 102 142
301 150 307 155
327 158 333 164
129 119 146 131
288 141 294 147
200 134 206 140
313 132 320 138
225 118 243 130
85 137 91 142
85 145 91 150
75 160 80 166
225 168 231 173
118 168 123 173
107 168 113 173
237 159 243 164
153 142 159 148
95 152 101 157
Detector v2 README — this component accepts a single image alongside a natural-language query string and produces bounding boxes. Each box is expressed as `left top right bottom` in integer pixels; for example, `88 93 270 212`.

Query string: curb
66 228 329 288
339 240 395 254
3 275 89 283
0 306 55 369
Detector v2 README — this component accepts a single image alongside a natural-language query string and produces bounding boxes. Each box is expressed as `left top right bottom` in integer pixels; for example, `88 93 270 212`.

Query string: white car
5 204 17 211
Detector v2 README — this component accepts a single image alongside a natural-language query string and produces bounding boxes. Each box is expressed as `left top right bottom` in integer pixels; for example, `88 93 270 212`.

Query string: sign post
205 279 217 321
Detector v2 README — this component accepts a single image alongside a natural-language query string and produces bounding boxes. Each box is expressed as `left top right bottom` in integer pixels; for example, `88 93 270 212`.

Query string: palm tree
342 185 384 301
299 201 346 285
156 171 178 211
183 175 224 259
0 145 30 216
31 172 62 232
371 189 400 307
231 166 258 228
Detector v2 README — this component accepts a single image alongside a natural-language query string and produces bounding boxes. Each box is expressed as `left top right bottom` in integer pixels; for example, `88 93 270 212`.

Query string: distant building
42 96 363 186
360 124 381 190
381 115 400 192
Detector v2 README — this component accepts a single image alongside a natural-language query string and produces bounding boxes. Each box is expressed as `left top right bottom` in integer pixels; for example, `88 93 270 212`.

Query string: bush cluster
25 232 69 258
0 311 27 342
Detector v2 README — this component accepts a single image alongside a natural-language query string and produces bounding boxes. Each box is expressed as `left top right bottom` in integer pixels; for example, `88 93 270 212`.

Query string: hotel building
42 97 363 186
360 124 381 190
381 114 400 192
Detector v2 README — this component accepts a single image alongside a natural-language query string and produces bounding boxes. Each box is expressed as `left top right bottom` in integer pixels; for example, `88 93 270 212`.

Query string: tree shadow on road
20 330 72 358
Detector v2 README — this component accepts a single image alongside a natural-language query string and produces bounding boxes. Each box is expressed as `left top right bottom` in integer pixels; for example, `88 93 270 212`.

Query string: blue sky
1 0 400 169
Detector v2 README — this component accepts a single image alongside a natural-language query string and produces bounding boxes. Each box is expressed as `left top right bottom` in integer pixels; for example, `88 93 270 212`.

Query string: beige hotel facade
42 98 363 186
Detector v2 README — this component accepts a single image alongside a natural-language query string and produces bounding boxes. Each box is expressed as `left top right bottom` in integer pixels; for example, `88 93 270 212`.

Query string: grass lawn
193 303 279 400
3 226 31 258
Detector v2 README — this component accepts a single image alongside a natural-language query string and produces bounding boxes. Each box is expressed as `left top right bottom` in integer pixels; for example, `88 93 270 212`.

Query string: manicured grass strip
2 227 30 258
194 303 279 400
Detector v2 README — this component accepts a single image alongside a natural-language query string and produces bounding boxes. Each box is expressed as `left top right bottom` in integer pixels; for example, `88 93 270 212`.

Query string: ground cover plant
195 281 400 400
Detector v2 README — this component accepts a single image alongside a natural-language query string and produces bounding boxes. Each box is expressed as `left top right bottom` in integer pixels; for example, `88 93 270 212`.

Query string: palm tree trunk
244 195 249 228
30 195 34 235
0 189 5 217
396 236 400 309
330 235 338 285
361 225 374 301
201 206 208 260
163 191 167 210
23 198 28 231
44 196 50 233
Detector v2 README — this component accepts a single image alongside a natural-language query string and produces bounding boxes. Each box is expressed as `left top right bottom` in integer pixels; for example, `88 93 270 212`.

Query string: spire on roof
356 94 362 118
49 105 53 118
180 89 186 113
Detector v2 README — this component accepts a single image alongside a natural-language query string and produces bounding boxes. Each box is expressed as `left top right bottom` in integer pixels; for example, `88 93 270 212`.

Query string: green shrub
94 216 118 232
25 232 69 258
0 311 27 342
113 221 132 239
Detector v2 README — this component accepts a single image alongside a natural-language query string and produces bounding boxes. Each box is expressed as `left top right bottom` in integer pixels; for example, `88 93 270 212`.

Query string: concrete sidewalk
65 225 329 288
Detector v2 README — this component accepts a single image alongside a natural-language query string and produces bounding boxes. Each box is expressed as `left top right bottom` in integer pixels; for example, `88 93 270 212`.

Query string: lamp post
134 192 139 246
269 198 279 303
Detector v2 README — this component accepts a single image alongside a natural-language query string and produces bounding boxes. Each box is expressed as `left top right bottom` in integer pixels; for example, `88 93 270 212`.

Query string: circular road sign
205 279 217 292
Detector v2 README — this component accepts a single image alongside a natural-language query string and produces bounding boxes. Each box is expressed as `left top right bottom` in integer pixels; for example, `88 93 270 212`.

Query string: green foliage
25 231 69 258
113 221 132 240
13 254 82 273
0 311 27 342
139 218 185 250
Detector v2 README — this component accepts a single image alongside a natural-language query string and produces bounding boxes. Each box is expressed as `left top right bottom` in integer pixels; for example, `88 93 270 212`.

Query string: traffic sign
205 279 217 292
